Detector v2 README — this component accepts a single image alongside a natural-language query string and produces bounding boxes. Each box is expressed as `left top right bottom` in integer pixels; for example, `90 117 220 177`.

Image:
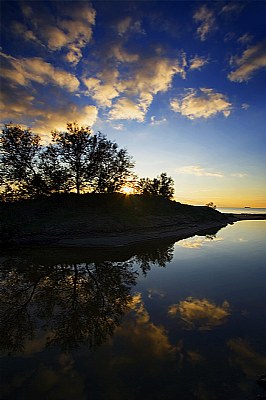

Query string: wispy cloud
220 3 245 14
189 56 209 71
231 173 248 178
170 88 232 120
176 165 224 178
150 116 167 125
228 40 266 82
193 5 216 41
237 33 253 45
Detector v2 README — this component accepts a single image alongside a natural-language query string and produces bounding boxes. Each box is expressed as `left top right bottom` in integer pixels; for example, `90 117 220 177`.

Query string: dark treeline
0 122 174 201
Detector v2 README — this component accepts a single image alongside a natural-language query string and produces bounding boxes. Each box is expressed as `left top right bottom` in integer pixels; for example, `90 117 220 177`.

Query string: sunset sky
1 1 266 207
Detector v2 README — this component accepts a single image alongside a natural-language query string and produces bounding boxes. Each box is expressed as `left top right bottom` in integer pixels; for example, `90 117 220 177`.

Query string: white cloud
170 88 232 119
176 165 224 178
0 52 79 92
241 103 250 110
189 56 209 70
108 97 146 122
193 5 216 41
228 41 266 82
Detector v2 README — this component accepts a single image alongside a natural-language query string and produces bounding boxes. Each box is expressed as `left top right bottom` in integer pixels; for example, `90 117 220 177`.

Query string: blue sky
1 1 266 206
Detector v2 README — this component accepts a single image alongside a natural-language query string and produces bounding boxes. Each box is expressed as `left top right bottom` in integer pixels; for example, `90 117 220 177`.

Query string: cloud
168 297 230 330
231 173 248 178
238 33 253 45
111 44 139 63
228 41 266 82
193 5 216 41
83 54 187 120
108 97 146 122
189 56 209 70
220 3 245 14
150 116 167 125
176 165 224 178
241 103 250 110
170 88 232 119
117 17 132 35
0 52 79 92
33 105 98 137
116 17 145 36
13 2 96 65
83 77 120 107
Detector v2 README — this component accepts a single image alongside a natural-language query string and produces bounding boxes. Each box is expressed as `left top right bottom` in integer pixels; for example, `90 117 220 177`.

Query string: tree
39 144 72 194
0 124 44 199
137 172 174 199
206 202 216 209
90 134 135 193
51 123 134 194
50 122 94 194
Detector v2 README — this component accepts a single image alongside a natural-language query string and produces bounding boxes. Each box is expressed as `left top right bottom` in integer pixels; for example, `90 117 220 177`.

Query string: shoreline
2 213 265 250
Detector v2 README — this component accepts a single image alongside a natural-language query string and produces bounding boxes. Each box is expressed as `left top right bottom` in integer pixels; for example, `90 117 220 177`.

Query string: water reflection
168 297 230 330
0 242 174 354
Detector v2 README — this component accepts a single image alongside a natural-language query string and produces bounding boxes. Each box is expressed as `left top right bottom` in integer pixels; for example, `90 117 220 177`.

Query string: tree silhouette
138 172 174 199
0 124 44 199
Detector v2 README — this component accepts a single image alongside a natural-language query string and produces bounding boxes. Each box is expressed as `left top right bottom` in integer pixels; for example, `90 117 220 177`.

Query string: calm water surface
1 220 266 400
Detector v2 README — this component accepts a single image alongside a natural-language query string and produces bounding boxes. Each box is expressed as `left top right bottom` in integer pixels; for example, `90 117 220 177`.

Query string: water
217 207 266 214
1 220 266 400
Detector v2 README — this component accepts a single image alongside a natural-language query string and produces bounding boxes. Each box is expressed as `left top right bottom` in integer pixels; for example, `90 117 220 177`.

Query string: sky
1 1 266 207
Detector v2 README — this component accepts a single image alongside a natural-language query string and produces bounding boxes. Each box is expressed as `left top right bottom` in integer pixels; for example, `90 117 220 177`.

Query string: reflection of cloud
228 338 266 378
193 5 216 41
168 297 230 330
228 41 266 82
118 292 175 357
170 88 232 119
147 288 165 299
177 236 223 249
176 165 224 178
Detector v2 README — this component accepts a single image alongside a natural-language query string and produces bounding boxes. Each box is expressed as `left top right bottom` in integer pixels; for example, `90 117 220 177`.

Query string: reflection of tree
0 242 174 354
0 260 137 353
134 243 174 275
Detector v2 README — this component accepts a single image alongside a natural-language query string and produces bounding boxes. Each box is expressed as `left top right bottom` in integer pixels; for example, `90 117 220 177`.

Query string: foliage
0 122 136 200
0 124 44 198
137 172 174 199
206 202 217 209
